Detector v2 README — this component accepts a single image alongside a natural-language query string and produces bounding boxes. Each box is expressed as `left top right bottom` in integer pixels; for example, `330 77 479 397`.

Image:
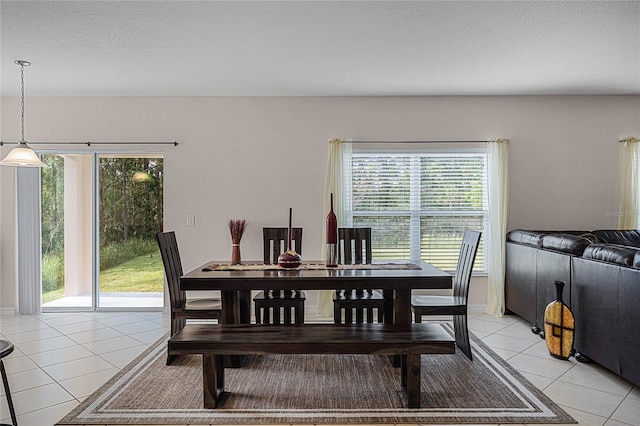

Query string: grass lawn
100 252 164 292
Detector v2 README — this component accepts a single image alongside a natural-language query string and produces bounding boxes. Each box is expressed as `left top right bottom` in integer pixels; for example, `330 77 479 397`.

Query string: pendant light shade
0 142 45 167
0 60 45 168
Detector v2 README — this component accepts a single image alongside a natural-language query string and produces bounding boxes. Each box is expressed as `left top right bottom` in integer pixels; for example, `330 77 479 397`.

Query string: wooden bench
168 323 455 409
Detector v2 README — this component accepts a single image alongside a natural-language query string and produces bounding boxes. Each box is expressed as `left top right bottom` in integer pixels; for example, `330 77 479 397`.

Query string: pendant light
0 60 45 167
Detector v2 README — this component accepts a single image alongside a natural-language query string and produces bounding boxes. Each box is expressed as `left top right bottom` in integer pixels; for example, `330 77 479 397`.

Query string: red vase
326 193 338 267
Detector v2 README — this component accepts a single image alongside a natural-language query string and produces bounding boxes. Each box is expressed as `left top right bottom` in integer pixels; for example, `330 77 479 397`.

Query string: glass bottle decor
326 193 338 267
543 280 575 360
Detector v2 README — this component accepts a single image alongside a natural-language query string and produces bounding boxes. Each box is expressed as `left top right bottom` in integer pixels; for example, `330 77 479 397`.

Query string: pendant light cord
20 63 25 142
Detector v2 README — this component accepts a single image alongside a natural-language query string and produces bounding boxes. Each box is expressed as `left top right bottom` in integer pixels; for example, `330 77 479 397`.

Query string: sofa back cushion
507 229 546 247
583 244 640 267
592 230 640 248
542 233 591 256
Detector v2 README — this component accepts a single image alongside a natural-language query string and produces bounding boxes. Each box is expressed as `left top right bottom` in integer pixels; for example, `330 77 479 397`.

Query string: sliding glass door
41 153 93 308
40 152 164 310
97 155 164 308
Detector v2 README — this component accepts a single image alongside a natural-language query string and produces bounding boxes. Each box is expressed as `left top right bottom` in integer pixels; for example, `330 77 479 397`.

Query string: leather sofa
505 229 640 386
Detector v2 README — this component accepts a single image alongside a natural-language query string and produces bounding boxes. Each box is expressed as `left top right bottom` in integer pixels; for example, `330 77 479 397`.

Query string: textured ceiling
1 0 639 96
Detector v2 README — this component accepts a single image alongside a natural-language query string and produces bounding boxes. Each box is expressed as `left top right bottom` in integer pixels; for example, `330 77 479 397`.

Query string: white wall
1 95 639 313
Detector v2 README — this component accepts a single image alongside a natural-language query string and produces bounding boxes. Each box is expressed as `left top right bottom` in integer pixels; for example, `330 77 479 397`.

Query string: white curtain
17 167 43 314
618 137 640 229
315 138 351 317
485 138 510 317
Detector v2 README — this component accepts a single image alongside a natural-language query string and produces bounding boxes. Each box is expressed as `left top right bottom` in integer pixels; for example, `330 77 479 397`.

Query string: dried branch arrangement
228 219 248 244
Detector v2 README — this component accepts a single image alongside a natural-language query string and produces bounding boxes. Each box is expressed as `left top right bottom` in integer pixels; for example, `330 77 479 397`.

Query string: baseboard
469 304 487 313
0 307 17 316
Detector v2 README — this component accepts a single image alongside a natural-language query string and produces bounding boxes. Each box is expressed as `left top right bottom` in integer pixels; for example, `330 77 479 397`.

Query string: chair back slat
263 227 303 264
338 227 372 264
157 231 186 308
334 226 382 324
453 230 482 302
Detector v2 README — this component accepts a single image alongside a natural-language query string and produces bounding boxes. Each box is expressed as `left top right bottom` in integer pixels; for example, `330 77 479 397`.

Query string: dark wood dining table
180 260 452 326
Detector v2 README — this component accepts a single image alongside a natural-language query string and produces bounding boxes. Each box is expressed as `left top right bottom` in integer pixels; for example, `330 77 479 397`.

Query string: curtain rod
341 139 487 144
0 141 178 146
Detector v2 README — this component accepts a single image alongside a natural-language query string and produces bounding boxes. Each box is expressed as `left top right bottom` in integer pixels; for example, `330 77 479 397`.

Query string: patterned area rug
57 325 575 425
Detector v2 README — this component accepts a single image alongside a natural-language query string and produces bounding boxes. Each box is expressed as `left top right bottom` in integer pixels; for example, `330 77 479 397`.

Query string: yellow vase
544 280 575 360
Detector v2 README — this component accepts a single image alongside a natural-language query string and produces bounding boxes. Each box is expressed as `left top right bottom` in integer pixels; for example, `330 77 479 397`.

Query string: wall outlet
186 215 195 226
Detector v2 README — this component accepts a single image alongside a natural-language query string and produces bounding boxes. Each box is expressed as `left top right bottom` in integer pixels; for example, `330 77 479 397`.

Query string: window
343 149 488 273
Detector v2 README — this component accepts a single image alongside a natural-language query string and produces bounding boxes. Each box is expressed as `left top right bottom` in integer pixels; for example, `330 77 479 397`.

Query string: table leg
221 291 242 367
406 354 421 408
383 289 394 324
238 290 251 324
401 354 407 388
389 288 412 367
221 290 238 325
394 288 412 324
203 354 224 409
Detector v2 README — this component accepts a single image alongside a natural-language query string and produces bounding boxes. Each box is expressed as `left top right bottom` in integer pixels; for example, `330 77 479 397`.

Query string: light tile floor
1 308 638 426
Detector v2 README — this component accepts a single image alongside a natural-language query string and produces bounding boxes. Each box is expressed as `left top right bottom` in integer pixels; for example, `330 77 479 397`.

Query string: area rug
57 325 575 425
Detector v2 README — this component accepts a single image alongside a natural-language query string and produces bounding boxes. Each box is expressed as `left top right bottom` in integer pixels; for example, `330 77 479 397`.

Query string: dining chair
411 229 481 360
333 227 385 324
157 231 222 364
1 339 17 426
253 227 306 324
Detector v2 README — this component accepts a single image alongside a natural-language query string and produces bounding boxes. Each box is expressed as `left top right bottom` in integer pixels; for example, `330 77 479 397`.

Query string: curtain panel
618 137 640 229
316 139 351 317
17 167 43 314
485 138 510 317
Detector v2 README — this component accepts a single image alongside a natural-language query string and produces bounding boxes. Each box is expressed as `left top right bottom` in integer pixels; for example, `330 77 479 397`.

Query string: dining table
180 260 452 326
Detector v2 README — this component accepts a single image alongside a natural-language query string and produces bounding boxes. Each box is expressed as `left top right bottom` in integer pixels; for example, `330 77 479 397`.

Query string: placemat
202 262 421 272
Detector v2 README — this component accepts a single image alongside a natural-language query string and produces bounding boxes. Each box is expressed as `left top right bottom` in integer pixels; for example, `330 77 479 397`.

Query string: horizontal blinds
346 152 487 272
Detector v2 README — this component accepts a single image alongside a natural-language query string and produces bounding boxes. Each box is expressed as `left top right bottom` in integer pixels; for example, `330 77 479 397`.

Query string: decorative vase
326 193 338 267
228 219 247 265
543 280 575 360
278 208 302 268
231 244 241 265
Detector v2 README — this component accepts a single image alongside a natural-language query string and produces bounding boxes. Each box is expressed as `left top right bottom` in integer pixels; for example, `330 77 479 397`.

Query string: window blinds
344 152 487 272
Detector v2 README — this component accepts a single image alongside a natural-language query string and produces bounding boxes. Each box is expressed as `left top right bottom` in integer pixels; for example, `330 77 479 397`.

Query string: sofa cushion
634 252 640 269
592 230 640 248
578 232 600 244
583 244 639 267
507 229 546 247
542 233 591 256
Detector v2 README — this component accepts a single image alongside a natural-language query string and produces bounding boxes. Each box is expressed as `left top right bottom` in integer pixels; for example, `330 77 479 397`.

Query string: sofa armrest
507 230 546 247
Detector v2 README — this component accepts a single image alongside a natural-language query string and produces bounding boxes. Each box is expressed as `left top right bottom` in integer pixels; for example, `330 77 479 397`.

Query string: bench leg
405 354 421 408
203 354 225 408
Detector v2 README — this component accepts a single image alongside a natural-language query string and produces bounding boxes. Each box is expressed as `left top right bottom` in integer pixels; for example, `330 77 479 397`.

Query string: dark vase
543 280 575 360
231 244 241 265
278 208 302 268
326 193 338 267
